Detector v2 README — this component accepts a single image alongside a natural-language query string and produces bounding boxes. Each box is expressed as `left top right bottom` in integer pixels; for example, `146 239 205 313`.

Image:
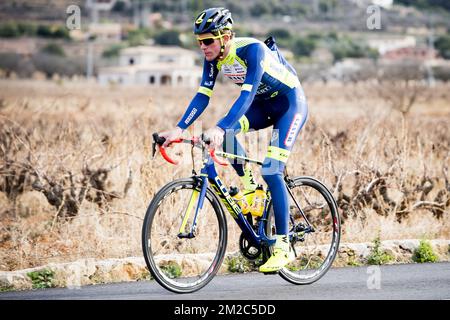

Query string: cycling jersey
177 37 300 131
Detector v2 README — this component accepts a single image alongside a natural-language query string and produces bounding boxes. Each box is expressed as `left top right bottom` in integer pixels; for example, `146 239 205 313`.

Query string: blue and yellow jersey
177 37 300 130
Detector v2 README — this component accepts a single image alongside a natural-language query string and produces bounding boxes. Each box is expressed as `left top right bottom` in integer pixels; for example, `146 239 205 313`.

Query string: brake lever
152 132 166 159
152 141 157 158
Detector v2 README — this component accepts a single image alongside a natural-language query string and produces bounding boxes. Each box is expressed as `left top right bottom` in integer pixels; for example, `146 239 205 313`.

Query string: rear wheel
266 176 340 284
142 178 227 293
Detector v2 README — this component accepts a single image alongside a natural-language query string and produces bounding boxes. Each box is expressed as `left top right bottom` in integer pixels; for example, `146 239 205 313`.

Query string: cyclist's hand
204 126 225 150
159 127 183 147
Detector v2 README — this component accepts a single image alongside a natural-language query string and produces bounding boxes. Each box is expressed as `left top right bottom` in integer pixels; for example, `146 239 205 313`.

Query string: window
159 55 176 63
149 75 155 84
129 58 134 65
161 75 171 85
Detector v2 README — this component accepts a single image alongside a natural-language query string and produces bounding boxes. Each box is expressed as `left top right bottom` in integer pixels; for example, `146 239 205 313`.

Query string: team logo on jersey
284 113 302 147
184 107 198 125
271 130 279 144
209 63 215 78
222 62 246 84
256 84 271 95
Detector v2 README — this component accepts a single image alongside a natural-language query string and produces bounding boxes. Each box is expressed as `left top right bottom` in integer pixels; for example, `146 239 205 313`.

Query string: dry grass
0 79 449 271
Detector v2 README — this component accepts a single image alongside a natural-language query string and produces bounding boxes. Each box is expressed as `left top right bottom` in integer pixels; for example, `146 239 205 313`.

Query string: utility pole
85 0 95 80
87 37 94 79
133 0 141 28
141 0 150 28
426 16 436 87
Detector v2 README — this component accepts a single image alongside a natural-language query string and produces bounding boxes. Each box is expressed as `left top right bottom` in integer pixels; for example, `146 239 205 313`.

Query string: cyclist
159 7 308 272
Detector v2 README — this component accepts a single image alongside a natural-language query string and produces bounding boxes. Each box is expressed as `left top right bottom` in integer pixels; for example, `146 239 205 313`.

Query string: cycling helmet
193 7 233 35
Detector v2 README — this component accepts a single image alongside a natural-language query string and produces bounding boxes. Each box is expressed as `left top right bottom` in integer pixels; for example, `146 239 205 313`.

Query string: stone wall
1 239 449 291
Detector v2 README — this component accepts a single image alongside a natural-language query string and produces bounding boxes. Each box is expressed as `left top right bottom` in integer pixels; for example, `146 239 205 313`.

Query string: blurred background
0 0 449 83
0 1 448 276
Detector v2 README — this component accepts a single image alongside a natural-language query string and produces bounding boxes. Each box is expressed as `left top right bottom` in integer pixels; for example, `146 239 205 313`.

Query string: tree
266 28 291 40
395 0 450 11
250 2 270 17
292 37 317 57
36 25 53 38
434 35 450 59
154 30 182 46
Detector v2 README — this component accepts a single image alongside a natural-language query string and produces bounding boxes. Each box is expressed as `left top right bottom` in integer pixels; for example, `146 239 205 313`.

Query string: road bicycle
142 133 340 293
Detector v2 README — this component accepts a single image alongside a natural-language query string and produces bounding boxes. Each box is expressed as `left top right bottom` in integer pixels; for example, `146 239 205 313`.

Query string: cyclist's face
197 33 229 61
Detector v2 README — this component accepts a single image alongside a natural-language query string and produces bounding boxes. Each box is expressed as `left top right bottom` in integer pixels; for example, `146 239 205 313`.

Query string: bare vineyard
0 79 449 271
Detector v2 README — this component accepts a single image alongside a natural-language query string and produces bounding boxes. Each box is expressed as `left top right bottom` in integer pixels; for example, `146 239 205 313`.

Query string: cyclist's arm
216 43 265 130
177 60 218 130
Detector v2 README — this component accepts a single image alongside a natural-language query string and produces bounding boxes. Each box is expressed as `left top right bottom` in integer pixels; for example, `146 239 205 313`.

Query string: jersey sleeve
177 60 219 130
216 43 265 130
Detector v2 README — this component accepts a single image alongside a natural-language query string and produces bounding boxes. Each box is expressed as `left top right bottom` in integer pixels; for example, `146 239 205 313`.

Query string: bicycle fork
177 175 208 239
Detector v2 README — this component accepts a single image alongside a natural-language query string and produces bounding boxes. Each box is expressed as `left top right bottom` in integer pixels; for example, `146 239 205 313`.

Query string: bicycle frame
183 149 276 248
152 133 314 249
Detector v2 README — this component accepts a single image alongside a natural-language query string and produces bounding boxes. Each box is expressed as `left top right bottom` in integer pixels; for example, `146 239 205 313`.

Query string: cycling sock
275 234 290 252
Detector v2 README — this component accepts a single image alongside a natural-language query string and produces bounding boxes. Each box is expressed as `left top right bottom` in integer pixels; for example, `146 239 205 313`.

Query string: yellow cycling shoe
259 247 295 273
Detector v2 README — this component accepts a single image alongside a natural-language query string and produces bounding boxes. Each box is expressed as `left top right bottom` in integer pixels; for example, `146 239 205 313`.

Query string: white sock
275 234 290 252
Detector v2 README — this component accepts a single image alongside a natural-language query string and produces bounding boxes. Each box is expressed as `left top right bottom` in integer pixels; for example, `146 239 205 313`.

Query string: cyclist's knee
261 158 285 183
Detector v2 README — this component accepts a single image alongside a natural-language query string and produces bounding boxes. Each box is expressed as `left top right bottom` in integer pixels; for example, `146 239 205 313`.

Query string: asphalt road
1 262 449 300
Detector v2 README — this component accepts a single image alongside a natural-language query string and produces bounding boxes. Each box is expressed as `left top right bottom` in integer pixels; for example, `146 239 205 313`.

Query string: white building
348 0 393 9
98 46 202 87
89 23 122 42
367 35 417 55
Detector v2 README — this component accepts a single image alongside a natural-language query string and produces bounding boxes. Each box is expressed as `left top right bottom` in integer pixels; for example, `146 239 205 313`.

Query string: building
86 0 118 23
367 35 416 55
348 0 393 9
382 46 439 61
98 45 202 86
88 23 122 42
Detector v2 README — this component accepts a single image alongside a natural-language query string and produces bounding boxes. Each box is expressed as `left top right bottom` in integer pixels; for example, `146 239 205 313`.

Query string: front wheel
266 176 341 285
142 178 227 293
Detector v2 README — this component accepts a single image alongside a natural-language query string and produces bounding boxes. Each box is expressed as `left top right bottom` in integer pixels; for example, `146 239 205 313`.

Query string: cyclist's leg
222 99 272 189
259 87 308 271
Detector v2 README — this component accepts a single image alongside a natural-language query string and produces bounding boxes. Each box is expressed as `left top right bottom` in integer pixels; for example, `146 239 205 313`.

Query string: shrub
27 269 56 289
367 237 394 265
160 262 182 279
41 43 66 57
413 240 438 263
226 253 255 273
36 24 70 39
102 44 125 58
0 22 20 38
292 37 317 57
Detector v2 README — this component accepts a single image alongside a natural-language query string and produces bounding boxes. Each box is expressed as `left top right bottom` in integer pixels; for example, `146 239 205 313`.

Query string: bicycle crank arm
177 232 196 239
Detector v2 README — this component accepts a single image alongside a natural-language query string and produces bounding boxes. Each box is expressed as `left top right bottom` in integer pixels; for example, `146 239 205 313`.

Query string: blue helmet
193 7 233 35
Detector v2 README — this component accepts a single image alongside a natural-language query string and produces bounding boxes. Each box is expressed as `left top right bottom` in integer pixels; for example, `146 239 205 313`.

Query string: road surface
1 262 449 300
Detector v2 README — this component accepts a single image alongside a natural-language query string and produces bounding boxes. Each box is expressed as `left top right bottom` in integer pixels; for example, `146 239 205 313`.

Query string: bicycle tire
142 178 227 293
266 176 340 285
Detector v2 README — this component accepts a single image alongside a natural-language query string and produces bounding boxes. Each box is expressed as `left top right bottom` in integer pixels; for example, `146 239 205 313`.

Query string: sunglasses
197 34 224 46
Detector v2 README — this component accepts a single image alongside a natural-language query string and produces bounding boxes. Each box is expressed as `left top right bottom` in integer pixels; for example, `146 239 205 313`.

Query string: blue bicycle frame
188 152 275 249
